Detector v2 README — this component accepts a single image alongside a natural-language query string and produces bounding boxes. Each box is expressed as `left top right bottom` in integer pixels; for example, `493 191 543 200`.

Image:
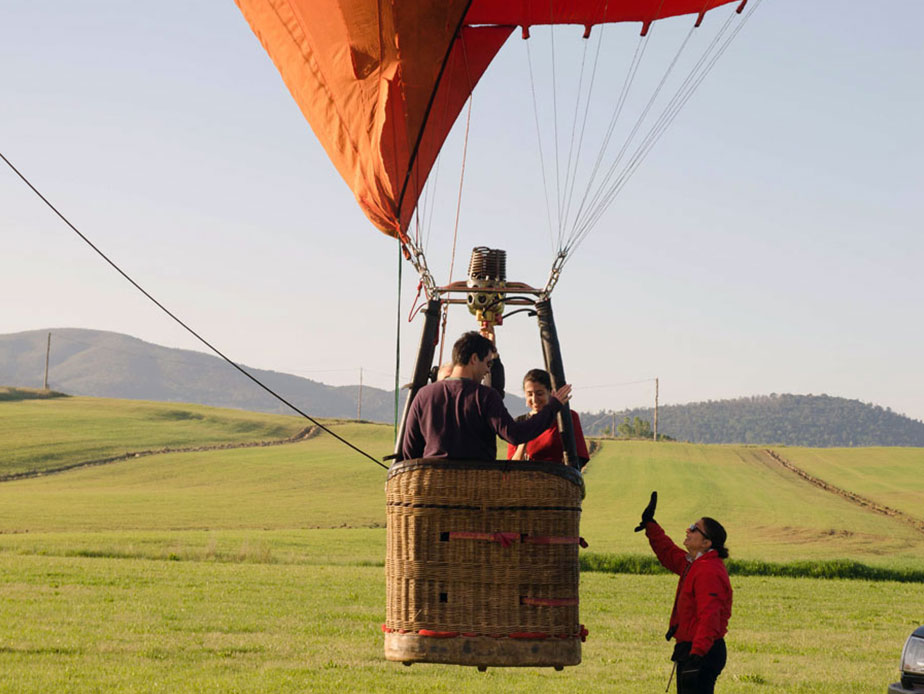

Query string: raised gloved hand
634 491 657 532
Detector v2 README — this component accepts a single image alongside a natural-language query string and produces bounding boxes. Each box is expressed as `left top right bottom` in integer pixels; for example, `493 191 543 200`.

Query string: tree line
580 394 924 447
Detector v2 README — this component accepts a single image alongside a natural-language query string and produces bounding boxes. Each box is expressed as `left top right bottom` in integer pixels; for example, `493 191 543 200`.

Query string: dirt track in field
763 448 924 534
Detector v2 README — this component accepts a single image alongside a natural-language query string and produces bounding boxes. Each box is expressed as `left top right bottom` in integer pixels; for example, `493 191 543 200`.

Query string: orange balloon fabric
236 0 738 238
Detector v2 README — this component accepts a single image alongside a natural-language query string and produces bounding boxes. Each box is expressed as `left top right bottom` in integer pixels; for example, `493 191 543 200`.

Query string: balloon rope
0 150 388 470
525 38 556 254
438 94 473 366
562 0 761 265
548 7 563 245
568 0 759 256
560 15 606 238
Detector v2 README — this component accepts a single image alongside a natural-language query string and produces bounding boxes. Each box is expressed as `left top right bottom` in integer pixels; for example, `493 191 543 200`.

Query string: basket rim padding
388 457 584 492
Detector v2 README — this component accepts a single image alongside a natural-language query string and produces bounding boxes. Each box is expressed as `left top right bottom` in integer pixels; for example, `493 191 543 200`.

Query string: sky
2 1 922 423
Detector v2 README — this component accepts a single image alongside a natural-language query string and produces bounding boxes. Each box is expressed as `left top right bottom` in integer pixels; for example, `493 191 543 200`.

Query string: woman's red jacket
645 521 733 656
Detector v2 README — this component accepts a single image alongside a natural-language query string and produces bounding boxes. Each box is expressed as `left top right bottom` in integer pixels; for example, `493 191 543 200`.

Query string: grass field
0 395 308 477
1 395 922 691
775 446 924 519
0 552 917 693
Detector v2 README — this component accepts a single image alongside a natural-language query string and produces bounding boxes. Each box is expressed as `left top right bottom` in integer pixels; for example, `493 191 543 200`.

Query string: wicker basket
384 458 585 669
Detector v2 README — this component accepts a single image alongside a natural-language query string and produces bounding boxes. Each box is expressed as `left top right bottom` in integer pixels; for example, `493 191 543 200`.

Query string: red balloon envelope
236 0 738 239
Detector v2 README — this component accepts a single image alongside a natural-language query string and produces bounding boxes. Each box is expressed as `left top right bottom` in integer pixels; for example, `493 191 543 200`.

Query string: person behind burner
401 332 571 461
507 369 589 468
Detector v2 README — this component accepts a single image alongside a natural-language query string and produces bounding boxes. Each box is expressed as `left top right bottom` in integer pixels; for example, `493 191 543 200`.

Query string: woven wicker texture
386 459 584 637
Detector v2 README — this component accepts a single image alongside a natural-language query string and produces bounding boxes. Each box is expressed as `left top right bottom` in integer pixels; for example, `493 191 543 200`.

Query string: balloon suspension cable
1 150 388 470
521 0 760 277
402 236 439 301
437 300 451 367
542 250 569 298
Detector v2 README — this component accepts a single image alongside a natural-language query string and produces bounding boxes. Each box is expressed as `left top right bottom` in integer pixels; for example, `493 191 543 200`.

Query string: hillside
3 329 921 446
0 328 398 421
2 402 923 566
0 394 310 478
583 394 924 447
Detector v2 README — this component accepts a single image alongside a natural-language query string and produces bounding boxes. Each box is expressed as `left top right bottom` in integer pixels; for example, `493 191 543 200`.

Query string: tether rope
1 151 388 470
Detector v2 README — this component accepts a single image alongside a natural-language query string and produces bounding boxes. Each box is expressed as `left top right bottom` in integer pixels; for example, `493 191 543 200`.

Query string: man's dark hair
702 517 729 559
451 331 494 367
522 368 552 390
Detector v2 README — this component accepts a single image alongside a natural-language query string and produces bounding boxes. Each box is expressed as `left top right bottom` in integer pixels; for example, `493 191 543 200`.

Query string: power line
580 378 657 390
1 150 387 470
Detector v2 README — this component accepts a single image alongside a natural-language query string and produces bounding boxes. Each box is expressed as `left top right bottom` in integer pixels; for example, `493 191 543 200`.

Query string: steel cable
1 151 388 470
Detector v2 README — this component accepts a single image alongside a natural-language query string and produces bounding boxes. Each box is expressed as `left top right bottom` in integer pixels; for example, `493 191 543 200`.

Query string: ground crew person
635 492 733 693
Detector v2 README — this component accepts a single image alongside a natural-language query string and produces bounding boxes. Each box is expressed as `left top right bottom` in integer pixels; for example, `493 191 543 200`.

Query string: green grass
582 553 924 582
0 551 916 693
0 420 393 532
1 406 923 691
2 432 923 567
0 396 312 477
0 386 69 402
773 446 924 519
580 441 924 568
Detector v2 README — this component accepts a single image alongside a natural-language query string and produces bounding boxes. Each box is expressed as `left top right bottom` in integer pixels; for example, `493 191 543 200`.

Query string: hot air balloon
237 0 753 670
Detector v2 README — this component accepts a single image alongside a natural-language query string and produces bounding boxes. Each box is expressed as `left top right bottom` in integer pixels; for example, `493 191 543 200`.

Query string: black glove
634 491 657 531
678 653 703 687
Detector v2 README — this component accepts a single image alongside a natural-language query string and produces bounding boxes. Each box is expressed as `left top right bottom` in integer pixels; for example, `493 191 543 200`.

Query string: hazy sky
2 2 922 422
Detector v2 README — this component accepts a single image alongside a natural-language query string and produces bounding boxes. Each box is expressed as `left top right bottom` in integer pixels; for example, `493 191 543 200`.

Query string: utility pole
43 332 51 390
357 367 363 420
611 411 616 439
654 377 659 442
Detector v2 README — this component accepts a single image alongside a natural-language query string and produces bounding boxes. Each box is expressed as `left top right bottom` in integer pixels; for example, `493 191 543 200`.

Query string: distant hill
582 394 924 447
3 330 921 446
0 328 399 421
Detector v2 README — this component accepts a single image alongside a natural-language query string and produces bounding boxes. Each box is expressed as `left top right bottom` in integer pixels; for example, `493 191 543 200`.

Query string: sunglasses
688 523 711 540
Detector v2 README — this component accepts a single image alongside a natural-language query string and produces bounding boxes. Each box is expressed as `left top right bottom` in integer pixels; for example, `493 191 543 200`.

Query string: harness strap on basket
447 531 520 547
382 624 590 641
521 597 580 607
447 531 588 548
524 535 589 548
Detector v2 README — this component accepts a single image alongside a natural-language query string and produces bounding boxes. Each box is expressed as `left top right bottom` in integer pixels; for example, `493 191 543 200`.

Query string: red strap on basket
383 624 589 641
448 531 520 548
523 535 588 548
521 597 580 607
417 629 460 638
448 532 588 549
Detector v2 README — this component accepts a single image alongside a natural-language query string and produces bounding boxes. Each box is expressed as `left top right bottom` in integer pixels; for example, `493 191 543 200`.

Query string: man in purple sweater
400 331 573 461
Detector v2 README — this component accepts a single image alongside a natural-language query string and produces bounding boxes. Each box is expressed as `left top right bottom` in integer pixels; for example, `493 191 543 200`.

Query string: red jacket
646 521 732 656
505 410 590 465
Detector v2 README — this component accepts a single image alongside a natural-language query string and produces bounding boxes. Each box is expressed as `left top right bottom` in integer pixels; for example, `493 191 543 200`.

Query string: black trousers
673 638 727 694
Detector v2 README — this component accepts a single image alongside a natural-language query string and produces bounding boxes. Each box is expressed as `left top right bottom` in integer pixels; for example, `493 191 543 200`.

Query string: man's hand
634 491 657 532
550 384 572 405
